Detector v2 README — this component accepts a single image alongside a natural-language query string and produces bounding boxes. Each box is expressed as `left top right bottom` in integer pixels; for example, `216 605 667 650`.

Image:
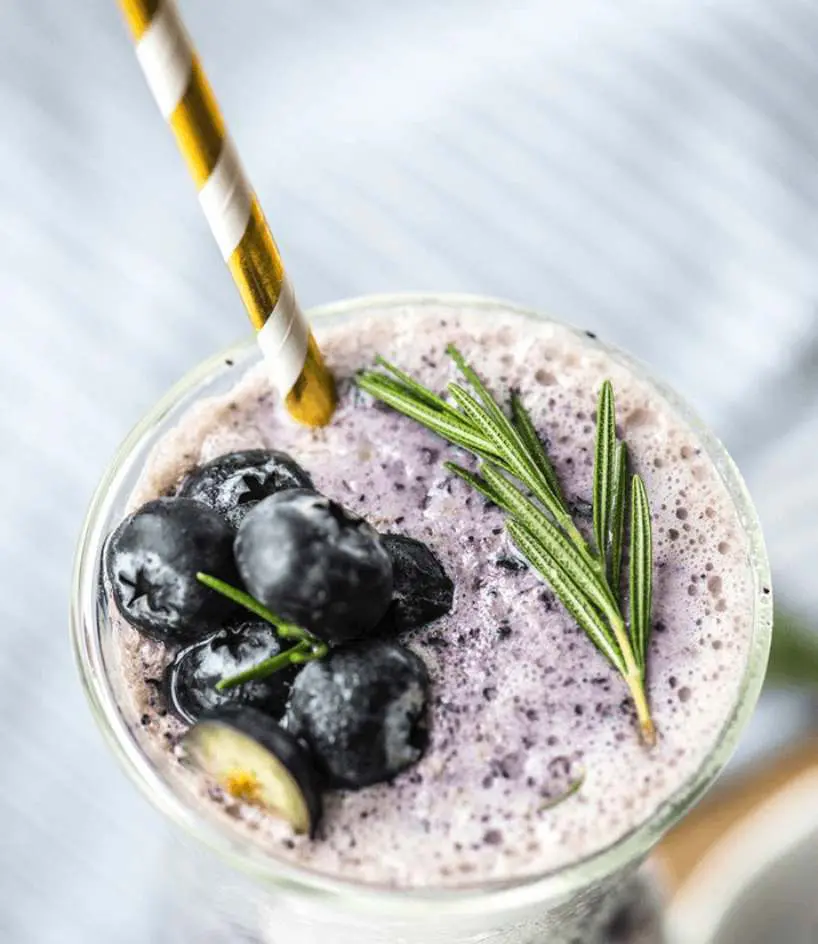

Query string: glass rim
70 291 772 915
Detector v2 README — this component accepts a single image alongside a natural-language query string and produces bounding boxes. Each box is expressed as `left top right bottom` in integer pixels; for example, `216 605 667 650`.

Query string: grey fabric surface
2 0 817 940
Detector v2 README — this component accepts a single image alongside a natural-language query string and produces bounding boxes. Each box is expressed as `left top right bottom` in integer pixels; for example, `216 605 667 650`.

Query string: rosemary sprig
196 573 328 690
356 349 656 745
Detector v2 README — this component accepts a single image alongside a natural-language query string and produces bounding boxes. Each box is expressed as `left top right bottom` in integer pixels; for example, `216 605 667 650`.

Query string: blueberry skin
286 640 429 789
235 490 393 644
166 620 299 724
178 449 313 529
105 497 236 642
380 534 454 632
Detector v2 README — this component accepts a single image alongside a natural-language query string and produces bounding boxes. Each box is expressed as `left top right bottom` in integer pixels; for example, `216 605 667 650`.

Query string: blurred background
2 0 818 941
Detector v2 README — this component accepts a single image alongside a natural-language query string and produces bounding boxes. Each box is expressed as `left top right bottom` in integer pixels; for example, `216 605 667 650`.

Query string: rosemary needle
196 573 327 689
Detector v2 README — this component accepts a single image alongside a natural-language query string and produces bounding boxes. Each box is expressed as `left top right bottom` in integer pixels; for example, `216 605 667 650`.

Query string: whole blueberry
235 490 393 643
105 497 236 642
286 640 429 789
380 534 454 632
178 449 313 528
166 620 299 724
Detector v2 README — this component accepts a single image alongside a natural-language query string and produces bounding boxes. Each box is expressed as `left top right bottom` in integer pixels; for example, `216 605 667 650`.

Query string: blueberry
235 490 393 644
105 497 236 642
184 705 322 836
166 620 299 724
380 534 454 632
287 640 429 788
179 449 313 529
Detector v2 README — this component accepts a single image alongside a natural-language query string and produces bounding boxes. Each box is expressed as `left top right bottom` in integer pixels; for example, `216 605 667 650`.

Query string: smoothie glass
71 294 772 944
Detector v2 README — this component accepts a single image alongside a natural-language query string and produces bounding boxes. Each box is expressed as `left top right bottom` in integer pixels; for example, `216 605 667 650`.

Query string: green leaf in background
766 609 818 689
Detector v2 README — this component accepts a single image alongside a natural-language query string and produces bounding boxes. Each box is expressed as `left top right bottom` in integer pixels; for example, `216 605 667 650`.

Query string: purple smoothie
113 301 758 890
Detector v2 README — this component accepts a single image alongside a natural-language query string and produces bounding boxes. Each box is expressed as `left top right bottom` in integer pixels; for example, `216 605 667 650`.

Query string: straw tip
283 333 338 427
285 377 338 428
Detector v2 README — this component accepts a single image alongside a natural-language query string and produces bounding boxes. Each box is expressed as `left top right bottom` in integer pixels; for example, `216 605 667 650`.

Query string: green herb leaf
508 520 624 671
481 464 618 620
628 474 653 674
767 608 818 689
447 348 564 514
216 640 308 691
444 461 505 507
446 344 505 419
373 356 456 416
196 573 328 689
196 572 308 642
447 383 548 499
537 770 586 812
216 638 329 691
356 373 502 461
608 442 629 598
593 380 616 566
510 391 565 508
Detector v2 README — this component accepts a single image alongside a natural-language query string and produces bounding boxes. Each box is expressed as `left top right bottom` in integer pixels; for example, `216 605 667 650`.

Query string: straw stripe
285 334 338 427
121 0 158 40
120 0 336 424
135 1 192 119
227 201 285 331
198 139 252 259
169 58 224 187
257 277 310 398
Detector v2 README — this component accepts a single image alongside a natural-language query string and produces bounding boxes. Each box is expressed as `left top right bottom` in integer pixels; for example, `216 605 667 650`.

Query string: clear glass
71 294 772 944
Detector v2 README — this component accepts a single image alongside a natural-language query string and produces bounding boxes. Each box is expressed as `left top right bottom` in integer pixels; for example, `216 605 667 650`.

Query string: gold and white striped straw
120 0 336 427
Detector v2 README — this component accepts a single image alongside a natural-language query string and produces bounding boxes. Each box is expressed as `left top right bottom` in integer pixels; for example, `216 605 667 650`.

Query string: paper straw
120 0 336 427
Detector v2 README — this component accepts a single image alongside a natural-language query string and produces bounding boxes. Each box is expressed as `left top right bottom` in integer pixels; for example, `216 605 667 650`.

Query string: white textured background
1 1 817 940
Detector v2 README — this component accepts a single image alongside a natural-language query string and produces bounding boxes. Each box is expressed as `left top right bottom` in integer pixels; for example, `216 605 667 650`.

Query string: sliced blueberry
380 534 454 632
235 490 393 644
165 621 299 725
183 705 322 836
105 498 236 642
179 449 313 528
287 640 429 789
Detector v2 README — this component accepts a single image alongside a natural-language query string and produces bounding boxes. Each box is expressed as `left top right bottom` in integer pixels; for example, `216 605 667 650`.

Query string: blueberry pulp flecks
178 449 313 529
166 620 299 724
568 497 593 521
184 705 323 836
286 640 429 789
105 498 237 641
495 553 528 573
379 533 454 632
235 490 393 644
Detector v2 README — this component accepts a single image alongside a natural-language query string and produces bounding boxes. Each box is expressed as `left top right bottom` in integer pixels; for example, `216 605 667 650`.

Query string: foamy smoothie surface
114 301 759 888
